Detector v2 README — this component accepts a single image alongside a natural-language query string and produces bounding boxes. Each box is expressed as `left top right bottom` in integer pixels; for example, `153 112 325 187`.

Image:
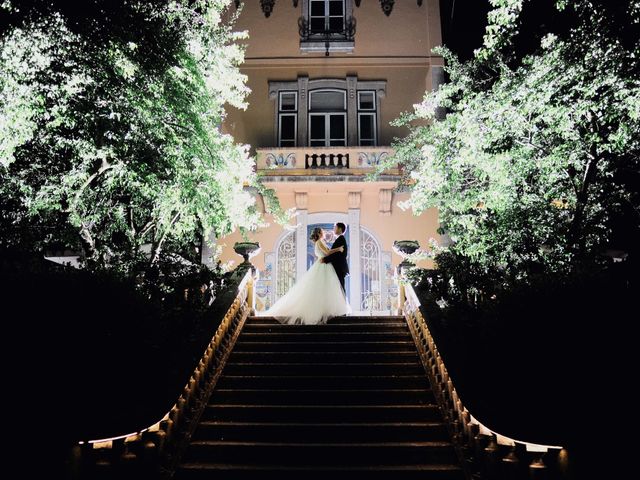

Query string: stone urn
233 241 261 265
393 240 420 270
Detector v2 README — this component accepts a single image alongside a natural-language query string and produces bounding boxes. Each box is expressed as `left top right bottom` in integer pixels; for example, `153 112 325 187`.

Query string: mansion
211 0 444 313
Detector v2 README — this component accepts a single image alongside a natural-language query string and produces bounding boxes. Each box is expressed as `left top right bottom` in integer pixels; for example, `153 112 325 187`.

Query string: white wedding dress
262 240 351 324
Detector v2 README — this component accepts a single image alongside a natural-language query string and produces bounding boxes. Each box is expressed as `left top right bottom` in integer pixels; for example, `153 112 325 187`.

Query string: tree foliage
0 0 268 269
390 0 640 282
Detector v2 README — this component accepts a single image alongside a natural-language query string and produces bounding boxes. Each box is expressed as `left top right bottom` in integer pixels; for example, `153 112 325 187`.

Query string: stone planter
233 242 261 265
393 240 420 270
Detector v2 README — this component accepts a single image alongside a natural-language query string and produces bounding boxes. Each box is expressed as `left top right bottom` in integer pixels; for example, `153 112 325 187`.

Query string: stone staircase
175 315 466 479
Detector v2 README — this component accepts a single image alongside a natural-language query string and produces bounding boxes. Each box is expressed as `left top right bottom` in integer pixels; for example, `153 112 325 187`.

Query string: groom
321 222 349 293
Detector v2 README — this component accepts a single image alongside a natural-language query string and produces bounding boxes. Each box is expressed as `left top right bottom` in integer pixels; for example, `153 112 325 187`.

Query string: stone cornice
234 0 424 18
242 55 443 69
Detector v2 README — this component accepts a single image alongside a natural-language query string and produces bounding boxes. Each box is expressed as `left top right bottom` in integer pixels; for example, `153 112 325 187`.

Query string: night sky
440 0 491 60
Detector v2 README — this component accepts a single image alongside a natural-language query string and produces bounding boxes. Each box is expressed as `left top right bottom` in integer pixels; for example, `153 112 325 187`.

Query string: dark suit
324 234 349 293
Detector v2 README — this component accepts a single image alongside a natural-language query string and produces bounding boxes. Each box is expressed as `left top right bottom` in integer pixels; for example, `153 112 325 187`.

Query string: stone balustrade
256 146 398 175
70 268 257 478
396 270 571 480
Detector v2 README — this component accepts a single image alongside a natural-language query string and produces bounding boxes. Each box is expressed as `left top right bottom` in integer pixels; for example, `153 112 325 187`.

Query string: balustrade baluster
499 446 520 480
529 453 548 480
483 435 500 479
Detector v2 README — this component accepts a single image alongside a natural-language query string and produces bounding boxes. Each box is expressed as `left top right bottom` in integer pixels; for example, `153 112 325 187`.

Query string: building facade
212 0 444 314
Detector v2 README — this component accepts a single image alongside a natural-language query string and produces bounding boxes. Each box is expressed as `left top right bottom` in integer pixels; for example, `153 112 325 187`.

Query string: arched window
360 228 382 311
276 231 297 300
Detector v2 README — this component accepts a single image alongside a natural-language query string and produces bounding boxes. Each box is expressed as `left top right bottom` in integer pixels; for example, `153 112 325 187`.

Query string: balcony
256 147 399 182
298 15 356 55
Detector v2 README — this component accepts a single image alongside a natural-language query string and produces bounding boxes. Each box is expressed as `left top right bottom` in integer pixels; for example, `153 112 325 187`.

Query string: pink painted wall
216 182 438 272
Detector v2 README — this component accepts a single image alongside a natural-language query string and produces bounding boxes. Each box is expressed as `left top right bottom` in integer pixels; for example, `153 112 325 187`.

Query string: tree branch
71 159 114 210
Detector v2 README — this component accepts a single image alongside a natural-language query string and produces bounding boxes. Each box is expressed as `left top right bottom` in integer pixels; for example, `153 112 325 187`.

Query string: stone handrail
256 146 397 173
398 279 570 480
69 267 257 478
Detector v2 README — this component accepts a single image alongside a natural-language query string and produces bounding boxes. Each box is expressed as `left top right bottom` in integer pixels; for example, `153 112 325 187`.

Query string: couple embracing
264 222 351 324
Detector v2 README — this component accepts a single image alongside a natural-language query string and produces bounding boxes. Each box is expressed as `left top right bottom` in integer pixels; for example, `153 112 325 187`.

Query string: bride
262 227 351 324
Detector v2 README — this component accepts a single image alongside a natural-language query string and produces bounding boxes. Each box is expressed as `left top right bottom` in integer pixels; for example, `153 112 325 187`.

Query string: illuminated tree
0 0 270 268
391 0 640 281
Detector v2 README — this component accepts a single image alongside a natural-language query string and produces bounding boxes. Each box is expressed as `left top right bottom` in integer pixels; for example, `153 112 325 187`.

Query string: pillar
295 192 309 280
348 191 361 310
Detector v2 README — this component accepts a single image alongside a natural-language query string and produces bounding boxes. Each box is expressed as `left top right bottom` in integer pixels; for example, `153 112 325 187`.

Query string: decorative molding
261 0 275 17
295 191 308 209
379 188 393 215
358 150 389 166
380 0 394 16
348 191 362 209
265 152 296 168
236 0 422 17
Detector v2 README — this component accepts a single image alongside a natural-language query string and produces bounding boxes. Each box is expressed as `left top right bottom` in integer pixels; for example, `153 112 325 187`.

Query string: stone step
242 323 409 333
238 331 413 342
182 440 459 466
233 341 417 352
176 463 465 480
222 362 425 376
247 316 404 325
208 388 434 405
217 374 431 390
227 350 421 363
192 421 449 443
202 404 442 423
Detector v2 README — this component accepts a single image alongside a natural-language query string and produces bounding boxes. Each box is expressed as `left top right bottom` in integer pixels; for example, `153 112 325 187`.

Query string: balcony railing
256 147 397 176
298 15 356 55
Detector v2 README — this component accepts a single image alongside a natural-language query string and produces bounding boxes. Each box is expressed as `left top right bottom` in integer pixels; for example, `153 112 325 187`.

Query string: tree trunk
150 212 181 265
569 153 599 256
79 224 96 261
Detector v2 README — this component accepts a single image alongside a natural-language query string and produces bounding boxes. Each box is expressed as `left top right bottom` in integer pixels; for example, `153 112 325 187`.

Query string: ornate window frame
299 0 355 54
269 76 386 147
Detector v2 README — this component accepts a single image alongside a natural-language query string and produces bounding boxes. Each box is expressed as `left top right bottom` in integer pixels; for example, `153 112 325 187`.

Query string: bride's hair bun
309 227 322 241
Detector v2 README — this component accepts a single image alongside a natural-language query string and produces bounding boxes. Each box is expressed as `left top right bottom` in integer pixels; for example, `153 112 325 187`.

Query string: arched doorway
269 212 389 314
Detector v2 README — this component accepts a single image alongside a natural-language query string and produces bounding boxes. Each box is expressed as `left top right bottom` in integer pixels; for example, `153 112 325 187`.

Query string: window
309 0 345 33
269 77 386 147
308 90 346 147
278 92 297 147
300 0 354 54
357 91 377 146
